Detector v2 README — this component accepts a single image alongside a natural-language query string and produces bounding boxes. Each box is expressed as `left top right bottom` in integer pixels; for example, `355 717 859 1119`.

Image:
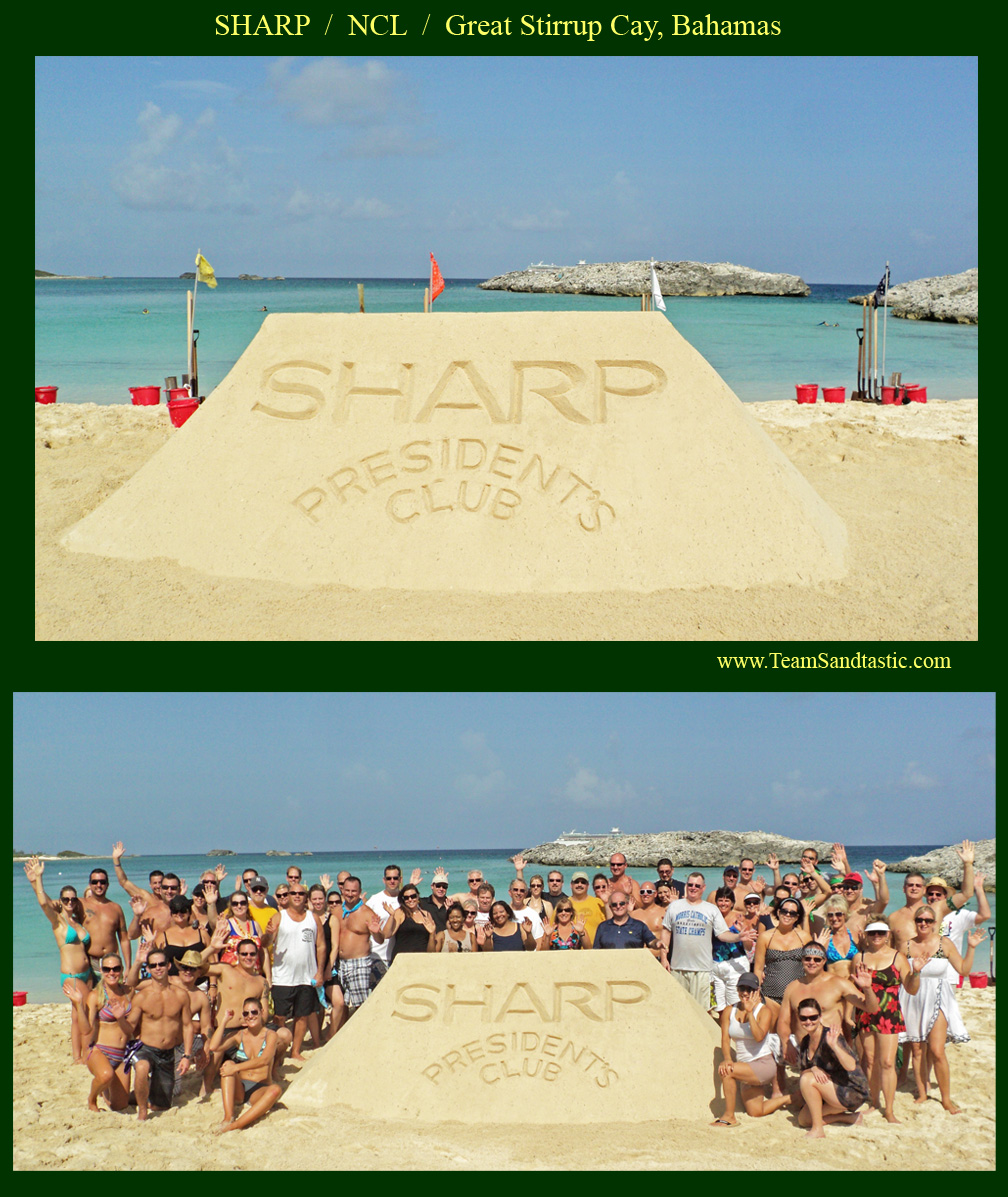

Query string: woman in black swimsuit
488 901 537 951
382 885 436 957
154 896 210 974
794 998 869 1138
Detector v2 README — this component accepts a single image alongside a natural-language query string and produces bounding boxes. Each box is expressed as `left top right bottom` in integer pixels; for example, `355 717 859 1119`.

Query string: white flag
650 261 666 311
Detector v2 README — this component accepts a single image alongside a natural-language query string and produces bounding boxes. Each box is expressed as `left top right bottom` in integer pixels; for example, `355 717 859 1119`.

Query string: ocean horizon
15 842 994 1001
35 277 978 406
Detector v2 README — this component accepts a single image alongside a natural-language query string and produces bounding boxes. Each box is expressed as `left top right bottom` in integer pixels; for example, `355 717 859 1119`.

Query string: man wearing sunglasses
888 841 977 953
777 943 878 1065
125 948 194 1119
419 868 452 934
366 864 404 970
631 881 665 939
82 867 132 975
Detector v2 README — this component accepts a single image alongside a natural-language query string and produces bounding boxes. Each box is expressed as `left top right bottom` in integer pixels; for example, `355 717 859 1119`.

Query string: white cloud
899 761 941 790
562 765 635 808
770 769 830 808
284 187 395 222
268 57 399 127
112 102 253 213
499 207 569 232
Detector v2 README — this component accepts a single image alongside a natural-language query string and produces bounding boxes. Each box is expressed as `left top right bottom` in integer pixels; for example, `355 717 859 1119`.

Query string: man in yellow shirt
568 872 606 945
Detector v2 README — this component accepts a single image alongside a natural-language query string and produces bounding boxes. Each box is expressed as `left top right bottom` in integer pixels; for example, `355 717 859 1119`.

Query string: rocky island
520 830 830 867
849 268 977 324
481 260 810 298
886 838 995 890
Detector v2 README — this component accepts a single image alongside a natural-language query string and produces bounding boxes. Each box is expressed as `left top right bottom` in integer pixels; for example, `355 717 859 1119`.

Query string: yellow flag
195 252 217 288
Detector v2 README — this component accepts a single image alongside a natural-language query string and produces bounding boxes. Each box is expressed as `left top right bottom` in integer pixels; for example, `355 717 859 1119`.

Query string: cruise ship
552 828 621 845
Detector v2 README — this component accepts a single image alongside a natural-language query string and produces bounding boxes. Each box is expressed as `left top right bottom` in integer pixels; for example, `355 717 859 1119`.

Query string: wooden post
358 283 365 313
424 287 430 313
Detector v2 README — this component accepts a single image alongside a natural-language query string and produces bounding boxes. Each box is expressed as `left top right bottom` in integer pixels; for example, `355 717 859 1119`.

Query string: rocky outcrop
849 269 977 324
521 830 830 868
886 839 995 890
239 273 264 281
481 260 810 298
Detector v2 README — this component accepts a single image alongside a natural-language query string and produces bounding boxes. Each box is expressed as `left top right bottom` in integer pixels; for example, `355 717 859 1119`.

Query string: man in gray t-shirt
660 872 756 1012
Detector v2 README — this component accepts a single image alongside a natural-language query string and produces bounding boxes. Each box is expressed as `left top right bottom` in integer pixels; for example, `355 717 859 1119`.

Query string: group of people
24 838 990 1138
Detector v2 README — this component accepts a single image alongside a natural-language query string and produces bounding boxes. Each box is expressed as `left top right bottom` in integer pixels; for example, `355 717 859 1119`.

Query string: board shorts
134 1043 176 1109
337 956 376 1009
271 983 318 1019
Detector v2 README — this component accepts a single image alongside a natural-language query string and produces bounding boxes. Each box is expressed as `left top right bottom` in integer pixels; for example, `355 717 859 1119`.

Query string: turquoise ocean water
14 844 994 1002
35 278 978 405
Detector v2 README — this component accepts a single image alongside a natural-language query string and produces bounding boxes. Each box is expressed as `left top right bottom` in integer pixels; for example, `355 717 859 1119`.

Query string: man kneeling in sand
206 997 282 1133
125 948 194 1119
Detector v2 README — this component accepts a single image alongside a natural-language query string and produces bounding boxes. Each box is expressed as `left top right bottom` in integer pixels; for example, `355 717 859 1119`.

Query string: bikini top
98 996 131 1022
234 1033 268 1063
65 924 91 948
826 932 858 963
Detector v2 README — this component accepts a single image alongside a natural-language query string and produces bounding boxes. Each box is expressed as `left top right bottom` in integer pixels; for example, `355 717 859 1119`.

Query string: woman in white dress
900 904 984 1114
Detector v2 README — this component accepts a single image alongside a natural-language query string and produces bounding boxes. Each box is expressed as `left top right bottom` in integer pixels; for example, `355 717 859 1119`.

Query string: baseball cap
571 871 589 883
723 866 739 876
250 875 269 890
736 972 760 991
843 872 863 885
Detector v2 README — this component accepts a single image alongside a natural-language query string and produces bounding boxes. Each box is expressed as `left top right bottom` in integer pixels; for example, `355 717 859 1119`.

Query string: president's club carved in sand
63 313 847 592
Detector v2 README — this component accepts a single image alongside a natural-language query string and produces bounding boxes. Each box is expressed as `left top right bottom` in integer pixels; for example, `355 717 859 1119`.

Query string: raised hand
105 992 130 1019
852 962 873 991
214 863 228 882
573 917 586 938
872 859 887 877
211 919 229 947
967 929 985 949
366 908 382 935
112 841 124 862
409 868 422 886
973 871 986 889
419 910 436 932
318 874 332 891
765 853 779 870
752 876 768 895
432 867 449 884
511 854 527 871
956 840 975 864
62 978 85 1004
179 878 188 896
130 894 148 917
382 900 397 916
23 856 43 883
203 880 219 902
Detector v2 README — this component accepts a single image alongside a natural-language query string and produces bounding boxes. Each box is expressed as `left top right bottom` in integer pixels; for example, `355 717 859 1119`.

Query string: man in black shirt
656 859 685 898
419 868 450 933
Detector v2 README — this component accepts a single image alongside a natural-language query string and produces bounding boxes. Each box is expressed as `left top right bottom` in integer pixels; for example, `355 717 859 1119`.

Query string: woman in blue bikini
24 855 94 1063
207 997 283 1132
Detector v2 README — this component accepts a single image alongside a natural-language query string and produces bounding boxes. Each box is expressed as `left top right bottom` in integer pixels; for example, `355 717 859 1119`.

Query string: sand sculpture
63 312 846 590
283 950 722 1121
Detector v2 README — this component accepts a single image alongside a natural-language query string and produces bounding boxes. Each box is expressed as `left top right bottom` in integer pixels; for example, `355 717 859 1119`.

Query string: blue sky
13 693 994 853
35 56 977 283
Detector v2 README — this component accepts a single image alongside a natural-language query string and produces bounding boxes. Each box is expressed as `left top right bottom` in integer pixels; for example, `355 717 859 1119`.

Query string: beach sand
13 986 995 1170
35 399 977 640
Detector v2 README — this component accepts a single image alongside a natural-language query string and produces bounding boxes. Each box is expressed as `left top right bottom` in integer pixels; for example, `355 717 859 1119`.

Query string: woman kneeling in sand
792 998 869 1138
206 998 282 1132
712 972 791 1126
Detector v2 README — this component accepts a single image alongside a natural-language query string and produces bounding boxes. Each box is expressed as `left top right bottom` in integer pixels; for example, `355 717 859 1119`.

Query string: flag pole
881 259 889 385
189 247 200 387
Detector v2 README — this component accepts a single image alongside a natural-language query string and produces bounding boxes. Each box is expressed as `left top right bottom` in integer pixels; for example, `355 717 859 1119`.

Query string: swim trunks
337 956 374 1008
135 1042 177 1109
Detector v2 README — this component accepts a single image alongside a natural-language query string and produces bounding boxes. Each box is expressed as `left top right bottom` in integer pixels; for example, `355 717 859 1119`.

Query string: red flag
430 252 445 302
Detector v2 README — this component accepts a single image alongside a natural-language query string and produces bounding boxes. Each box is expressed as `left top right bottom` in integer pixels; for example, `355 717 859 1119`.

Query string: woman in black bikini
794 997 869 1138
153 896 210 974
207 997 282 1133
381 885 436 956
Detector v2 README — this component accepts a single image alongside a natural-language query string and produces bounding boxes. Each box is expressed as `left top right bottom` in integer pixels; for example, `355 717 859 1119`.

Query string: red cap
843 872 863 885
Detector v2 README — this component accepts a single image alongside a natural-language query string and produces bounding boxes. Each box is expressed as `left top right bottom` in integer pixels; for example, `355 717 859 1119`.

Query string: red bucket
881 386 899 405
795 383 818 404
129 385 161 406
13 991 26 1007
822 386 845 404
905 385 927 403
969 973 988 989
167 397 199 428
168 387 190 402
35 386 58 404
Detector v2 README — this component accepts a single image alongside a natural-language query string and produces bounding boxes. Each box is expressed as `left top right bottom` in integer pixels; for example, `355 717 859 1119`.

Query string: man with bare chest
127 948 193 1119
113 841 173 934
329 876 385 1028
778 943 878 1056
630 881 665 938
83 867 131 974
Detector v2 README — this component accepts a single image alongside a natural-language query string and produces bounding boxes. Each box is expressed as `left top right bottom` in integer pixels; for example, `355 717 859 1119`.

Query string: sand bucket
822 386 845 404
167 396 199 428
35 386 58 404
969 972 988 989
795 383 818 404
129 385 161 406
881 386 898 405
13 991 26 1006
905 384 927 403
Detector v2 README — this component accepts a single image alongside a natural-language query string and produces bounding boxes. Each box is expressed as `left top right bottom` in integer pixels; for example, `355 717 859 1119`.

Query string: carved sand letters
391 979 651 1023
256 358 667 424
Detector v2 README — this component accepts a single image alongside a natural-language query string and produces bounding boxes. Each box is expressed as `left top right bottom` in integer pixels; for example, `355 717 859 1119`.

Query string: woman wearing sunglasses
64 953 136 1111
381 886 436 955
23 855 93 1063
793 998 869 1138
901 905 984 1114
852 922 919 1122
753 897 812 1004
525 876 555 925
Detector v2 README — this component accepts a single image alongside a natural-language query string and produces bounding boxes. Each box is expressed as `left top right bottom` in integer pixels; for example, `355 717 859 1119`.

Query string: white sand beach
12 985 995 1170
35 398 977 640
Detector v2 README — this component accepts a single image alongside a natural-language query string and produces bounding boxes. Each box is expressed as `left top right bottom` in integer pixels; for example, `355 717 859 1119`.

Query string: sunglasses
640 888 656 895
915 918 936 925
238 950 258 957
925 891 946 898
178 964 197 972
798 1013 819 1023
101 965 123 974
432 883 447 889
231 900 248 907
779 907 800 917
866 930 888 936
148 960 169 969
89 879 108 886
61 896 76 904
385 875 401 881
468 878 482 884
402 893 420 900
841 884 861 891
275 891 289 898
327 897 341 905
463 910 477 917
251 886 267 892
